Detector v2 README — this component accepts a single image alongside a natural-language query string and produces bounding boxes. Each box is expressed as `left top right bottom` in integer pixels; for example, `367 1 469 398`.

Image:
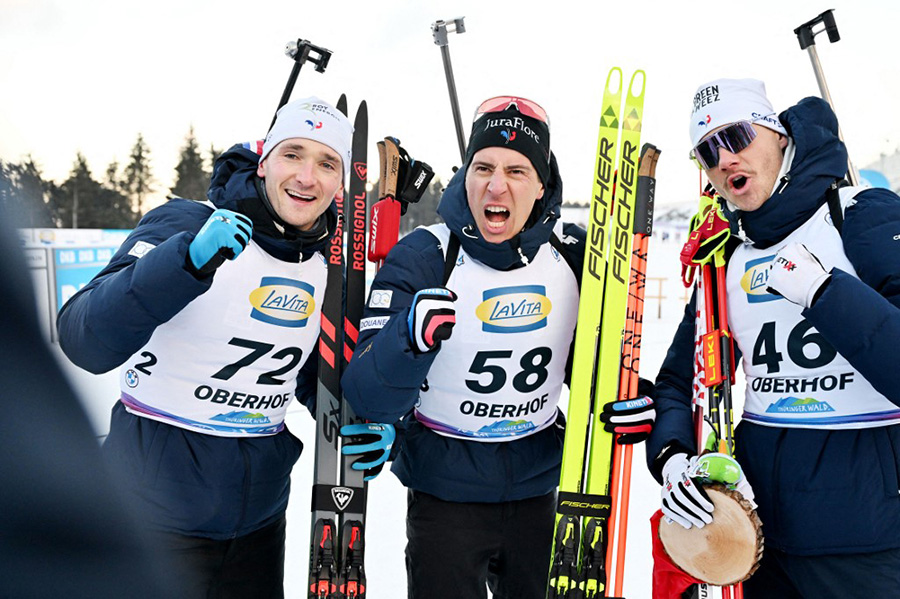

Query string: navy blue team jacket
57 144 332 539
648 97 900 555
341 154 588 503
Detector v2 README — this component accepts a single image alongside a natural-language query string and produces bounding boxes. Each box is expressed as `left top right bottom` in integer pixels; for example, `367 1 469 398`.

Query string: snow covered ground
52 231 725 598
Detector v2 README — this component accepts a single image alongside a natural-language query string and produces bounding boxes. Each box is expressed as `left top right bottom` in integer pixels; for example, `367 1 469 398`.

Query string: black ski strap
442 233 461 285
827 179 846 237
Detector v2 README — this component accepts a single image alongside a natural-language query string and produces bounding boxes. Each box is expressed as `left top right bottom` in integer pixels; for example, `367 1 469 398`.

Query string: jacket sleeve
57 203 213 374
646 292 702 483
803 188 900 404
340 231 446 423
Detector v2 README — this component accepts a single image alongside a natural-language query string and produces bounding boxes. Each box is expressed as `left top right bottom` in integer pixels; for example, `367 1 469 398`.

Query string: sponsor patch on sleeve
360 316 390 332
368 289 393 309
128 241 156 259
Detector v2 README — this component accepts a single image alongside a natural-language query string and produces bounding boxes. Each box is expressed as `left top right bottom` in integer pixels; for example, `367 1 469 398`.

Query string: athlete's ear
778 134 788 150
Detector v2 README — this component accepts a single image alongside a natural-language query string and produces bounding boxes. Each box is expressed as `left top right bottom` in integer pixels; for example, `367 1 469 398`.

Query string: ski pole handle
269 38 333 132
368 199 401 267
792 10 858 185
368 139 402 267
432 17 467 163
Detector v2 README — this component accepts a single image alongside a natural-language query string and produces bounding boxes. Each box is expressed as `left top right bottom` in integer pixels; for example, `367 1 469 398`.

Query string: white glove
660 453 714 529
766 242 831 308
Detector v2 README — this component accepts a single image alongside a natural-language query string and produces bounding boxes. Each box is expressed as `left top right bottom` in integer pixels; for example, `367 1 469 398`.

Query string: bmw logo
125 369 139 388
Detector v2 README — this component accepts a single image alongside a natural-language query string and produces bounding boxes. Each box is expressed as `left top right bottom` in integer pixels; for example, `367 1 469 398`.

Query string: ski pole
431 17 467 163
270 38 333 131
608 143 660 597
793 10 858 185
368 138 435 270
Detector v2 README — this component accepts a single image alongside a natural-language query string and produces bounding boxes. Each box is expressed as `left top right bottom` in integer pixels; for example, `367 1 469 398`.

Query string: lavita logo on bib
740 255 780 303
476 285 551 333
249 277 316 327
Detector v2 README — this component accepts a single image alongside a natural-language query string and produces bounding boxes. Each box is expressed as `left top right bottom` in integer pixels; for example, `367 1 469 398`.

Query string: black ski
338 100 369 599
309 97 369 599
309 161 346 599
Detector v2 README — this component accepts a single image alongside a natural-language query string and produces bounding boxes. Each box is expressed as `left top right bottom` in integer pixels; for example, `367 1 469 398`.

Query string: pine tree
106 159 122 192
51 153 137 229
124 133 154 217
209 143 223 172
0 157 54 228
170 126 210 201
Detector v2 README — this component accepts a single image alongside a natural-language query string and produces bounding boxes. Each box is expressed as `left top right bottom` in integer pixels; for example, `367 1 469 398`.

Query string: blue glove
187 209 253 277
407 288 457 354
599 395 655 445
340 423 396 481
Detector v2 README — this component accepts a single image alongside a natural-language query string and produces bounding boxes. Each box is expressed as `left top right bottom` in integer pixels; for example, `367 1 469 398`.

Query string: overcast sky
2 0 898 211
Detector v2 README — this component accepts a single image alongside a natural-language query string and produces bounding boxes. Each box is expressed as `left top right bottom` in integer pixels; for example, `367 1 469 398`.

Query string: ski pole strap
384 137 435 215
397 158 435 211
556 491 613 518
681 198 731 269
376 136 435 213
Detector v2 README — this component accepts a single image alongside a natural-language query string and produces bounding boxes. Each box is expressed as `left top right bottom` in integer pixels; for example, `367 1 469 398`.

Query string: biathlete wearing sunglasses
648 78 900 598
341 96 653 598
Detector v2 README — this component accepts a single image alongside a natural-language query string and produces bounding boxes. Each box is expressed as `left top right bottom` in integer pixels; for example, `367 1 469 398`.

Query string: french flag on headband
242 140 265 155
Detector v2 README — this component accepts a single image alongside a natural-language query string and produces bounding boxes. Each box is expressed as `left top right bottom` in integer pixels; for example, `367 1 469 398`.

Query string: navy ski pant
743 545 900 598
147 514 287 599
405 489 556 599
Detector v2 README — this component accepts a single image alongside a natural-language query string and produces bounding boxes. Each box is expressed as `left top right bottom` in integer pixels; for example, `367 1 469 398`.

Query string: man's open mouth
485 205 509 228
730 175 748 191
286 189 316 202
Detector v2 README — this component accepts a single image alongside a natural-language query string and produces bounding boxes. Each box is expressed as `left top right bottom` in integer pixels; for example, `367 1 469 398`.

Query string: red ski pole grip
368 197 402 263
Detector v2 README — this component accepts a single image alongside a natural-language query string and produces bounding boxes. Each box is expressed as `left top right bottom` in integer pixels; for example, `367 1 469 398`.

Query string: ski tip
355 100 368 122
337 93 349 116
605 67 623 95
628 70 647 100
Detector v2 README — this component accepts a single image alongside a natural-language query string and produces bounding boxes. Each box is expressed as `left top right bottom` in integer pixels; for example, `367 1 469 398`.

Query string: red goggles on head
474 96 550 125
